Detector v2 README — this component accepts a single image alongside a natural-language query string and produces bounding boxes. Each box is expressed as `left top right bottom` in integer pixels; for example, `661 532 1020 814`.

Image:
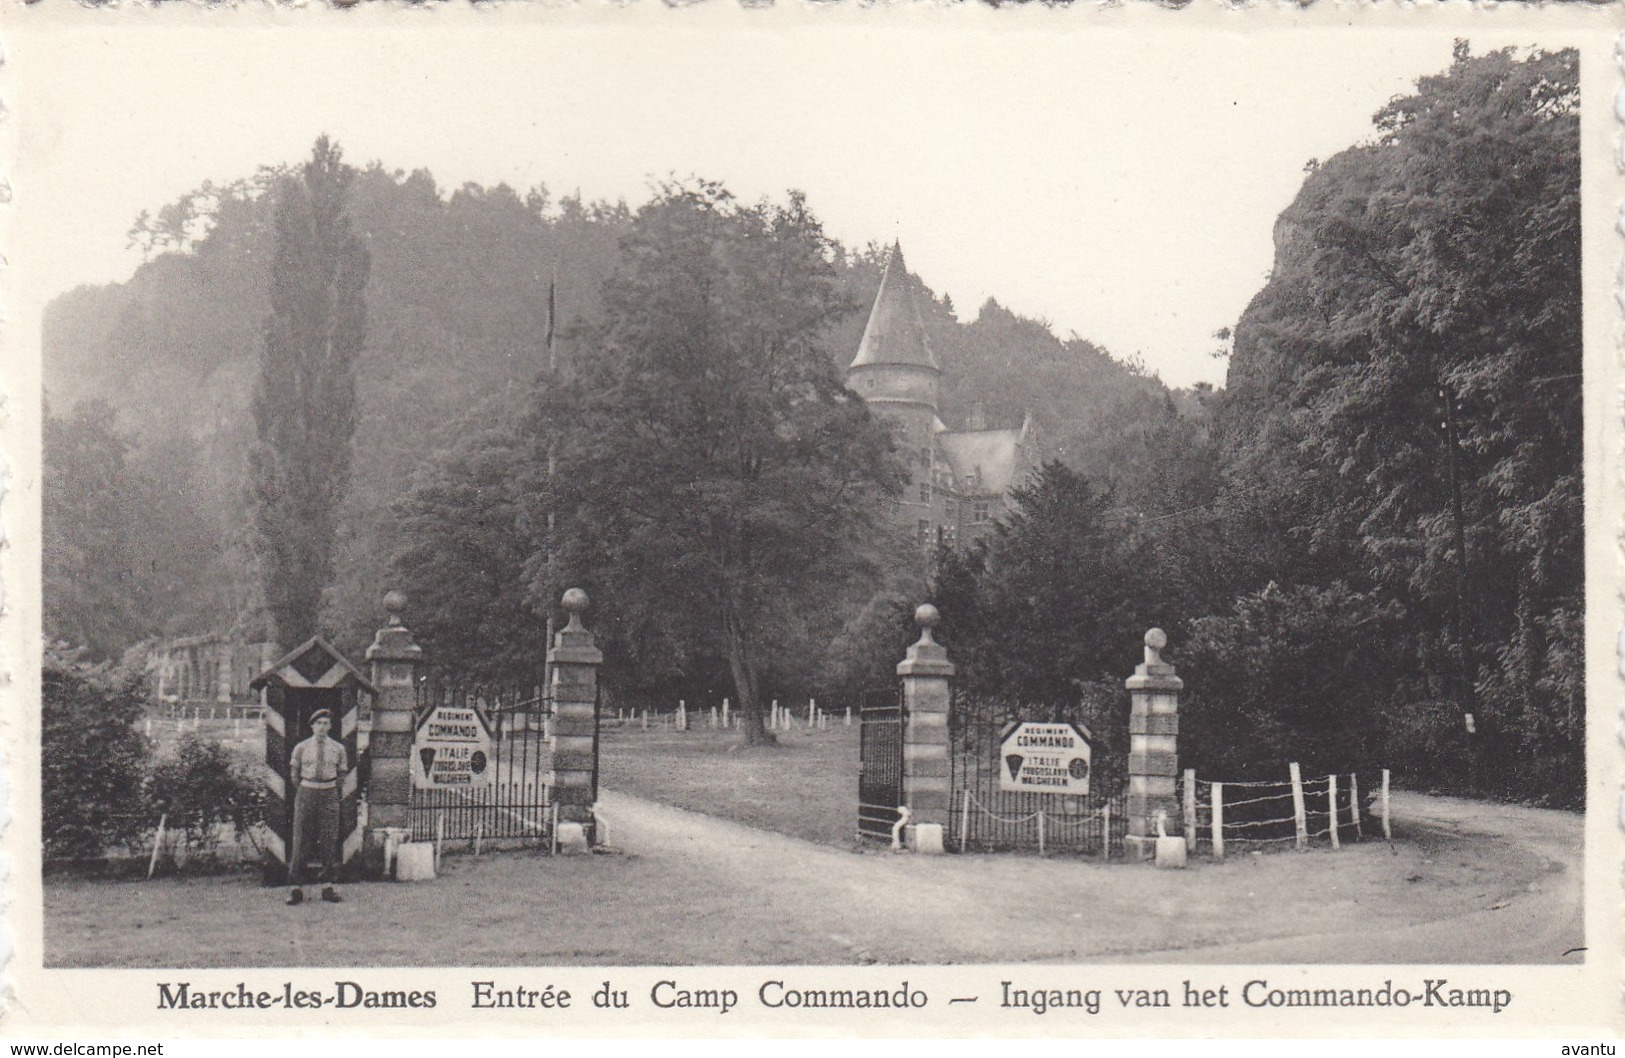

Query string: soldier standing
287 708 348 906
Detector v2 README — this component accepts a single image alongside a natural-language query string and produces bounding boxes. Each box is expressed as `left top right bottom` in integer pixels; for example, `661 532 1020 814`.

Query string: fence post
548 588 604 845
1381 768 1392 839
722 697 731 728
1101 802 1112 860
959 789 971 853
364 589 424 877
1328 773 1340 850
1289 762 1308 850
1350 772 1363 839
1182 768 1197 842
897 604 954 853
1125 628 1182 864
1210 783 1224 862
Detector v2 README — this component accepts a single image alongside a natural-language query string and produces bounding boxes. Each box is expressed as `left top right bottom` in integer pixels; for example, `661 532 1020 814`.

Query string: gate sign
999 722 1091 794
414 705 494 788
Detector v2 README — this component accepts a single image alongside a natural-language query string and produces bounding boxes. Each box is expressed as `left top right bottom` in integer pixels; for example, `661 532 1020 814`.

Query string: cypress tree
249 136 370 649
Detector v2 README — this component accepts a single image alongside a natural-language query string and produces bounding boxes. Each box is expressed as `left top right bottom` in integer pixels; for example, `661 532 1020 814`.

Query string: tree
1217 46 1582 802
535 182 902 744
391 420 548 684
249 136 371 649
936 462 1133 704
42 399 153 660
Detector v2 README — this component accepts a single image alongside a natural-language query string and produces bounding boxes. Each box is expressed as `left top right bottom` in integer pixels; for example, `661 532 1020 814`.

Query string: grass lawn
597 719 860 848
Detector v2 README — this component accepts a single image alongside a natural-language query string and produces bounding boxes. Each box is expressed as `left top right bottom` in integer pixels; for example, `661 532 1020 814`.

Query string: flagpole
544 269 558 660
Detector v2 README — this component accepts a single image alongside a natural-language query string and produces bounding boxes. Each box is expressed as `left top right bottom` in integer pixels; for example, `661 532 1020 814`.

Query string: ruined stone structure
149 634 276 704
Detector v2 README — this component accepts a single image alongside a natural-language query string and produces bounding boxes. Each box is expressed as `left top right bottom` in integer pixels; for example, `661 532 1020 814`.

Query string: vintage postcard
1 0 1621 1039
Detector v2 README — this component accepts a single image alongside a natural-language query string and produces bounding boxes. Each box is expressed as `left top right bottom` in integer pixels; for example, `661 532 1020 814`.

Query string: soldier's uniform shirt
291 734 349 787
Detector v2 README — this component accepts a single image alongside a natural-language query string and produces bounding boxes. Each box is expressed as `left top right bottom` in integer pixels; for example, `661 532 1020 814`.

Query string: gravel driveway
43 788 1580 967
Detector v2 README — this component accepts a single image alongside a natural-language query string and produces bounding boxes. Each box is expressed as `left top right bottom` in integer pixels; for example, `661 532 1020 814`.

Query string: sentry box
250 636 376 885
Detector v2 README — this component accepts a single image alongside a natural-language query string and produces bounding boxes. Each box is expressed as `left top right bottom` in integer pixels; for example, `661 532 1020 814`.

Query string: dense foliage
1205 45 1581 800
42 650 152 859
42 401 151 661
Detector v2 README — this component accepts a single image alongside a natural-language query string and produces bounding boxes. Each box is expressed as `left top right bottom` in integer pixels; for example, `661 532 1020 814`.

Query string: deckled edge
0 8 14 1025
1614 26 1623 1027
0 5 15 1022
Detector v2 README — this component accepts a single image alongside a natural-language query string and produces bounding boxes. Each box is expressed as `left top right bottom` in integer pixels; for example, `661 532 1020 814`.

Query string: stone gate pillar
1125 627 1182 863
547 588 603 845
898 603 954 853
365 589 422 872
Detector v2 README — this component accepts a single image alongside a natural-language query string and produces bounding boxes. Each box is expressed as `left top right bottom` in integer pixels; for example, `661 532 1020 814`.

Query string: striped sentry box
249 636 377 886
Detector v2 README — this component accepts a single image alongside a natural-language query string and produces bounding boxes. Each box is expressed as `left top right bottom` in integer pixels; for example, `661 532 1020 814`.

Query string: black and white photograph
3 4 1619 1036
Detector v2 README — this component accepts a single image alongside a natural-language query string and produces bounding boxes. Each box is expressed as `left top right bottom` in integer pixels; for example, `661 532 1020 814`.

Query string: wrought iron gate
409 686 553 845
857 686 905 843
948 709 1125 855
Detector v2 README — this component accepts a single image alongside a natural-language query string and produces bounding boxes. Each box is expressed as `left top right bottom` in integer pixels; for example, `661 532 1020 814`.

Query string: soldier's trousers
289 784 341 886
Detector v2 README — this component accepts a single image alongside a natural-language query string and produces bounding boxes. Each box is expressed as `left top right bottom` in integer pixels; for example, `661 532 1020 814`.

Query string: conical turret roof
848 241 939 372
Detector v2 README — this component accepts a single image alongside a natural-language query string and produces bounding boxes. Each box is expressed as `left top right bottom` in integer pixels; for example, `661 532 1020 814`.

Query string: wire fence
1180 766 1379 855
949 784 1128 856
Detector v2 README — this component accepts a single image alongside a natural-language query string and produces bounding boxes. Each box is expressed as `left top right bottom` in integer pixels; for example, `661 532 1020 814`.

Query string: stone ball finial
1145 627 1167 650
383 589 408 626
562 587 590 613
915 603 941 629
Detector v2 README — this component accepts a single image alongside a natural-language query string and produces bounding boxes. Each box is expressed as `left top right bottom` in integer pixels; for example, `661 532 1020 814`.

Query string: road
591 787 1583 965
1116 791 1584 963
43 788 1582 967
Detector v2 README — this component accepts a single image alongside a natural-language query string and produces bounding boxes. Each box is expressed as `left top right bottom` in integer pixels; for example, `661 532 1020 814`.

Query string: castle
847 242 1037 549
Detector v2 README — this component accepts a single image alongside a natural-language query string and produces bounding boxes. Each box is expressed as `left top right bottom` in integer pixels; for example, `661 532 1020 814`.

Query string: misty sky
11 12 1550 388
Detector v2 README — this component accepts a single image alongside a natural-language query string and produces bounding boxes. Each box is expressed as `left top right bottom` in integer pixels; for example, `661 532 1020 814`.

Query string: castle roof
936 415 1033 496
848 241 939 373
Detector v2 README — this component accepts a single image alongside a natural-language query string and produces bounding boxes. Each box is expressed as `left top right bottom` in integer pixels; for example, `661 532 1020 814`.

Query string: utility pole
1438 379 1485 787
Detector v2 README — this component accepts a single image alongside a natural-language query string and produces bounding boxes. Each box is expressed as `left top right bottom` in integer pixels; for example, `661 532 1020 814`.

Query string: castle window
918 519 931 543
865 378 875 390
973 501 990 524
919 482 931 504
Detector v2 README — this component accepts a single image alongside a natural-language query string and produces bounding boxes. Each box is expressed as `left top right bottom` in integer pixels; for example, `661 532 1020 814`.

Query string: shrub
42 646 153 859
148 733 268 855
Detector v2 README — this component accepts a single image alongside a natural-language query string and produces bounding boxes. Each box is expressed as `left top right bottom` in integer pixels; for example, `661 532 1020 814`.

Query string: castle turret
848 241 941 409
847 242 941 540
